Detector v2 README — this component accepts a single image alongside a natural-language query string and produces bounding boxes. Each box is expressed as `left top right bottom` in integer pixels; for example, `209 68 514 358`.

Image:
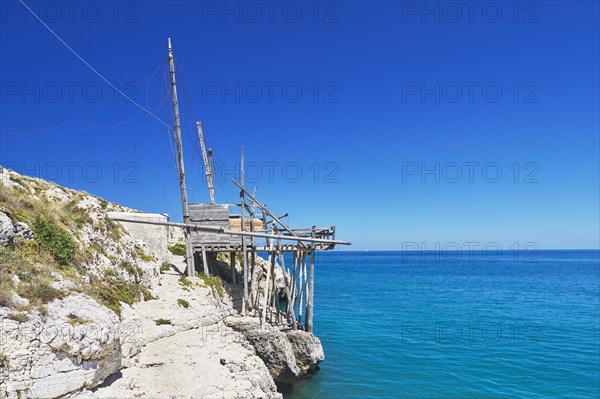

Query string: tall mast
196 121 216 204
168 37 194 276
240 146 249 315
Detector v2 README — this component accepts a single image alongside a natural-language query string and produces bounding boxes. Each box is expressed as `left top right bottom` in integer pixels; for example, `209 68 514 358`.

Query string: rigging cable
17 0 172 132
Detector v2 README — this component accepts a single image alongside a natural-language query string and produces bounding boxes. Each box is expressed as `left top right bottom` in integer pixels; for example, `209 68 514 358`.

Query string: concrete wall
106 212 169 263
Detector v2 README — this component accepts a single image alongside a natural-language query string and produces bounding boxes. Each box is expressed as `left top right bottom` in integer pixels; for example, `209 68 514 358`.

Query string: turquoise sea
283 250 600 398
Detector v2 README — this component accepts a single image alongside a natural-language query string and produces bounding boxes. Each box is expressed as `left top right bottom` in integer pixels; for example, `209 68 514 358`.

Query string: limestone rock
43 186 72 203
0 294 122 398
14 221 34 240
225 316 300 382
0 211 15 246
286 330 325 376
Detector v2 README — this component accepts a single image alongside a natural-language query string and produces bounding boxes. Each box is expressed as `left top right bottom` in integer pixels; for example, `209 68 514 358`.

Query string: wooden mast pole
306 226 316 332
196 121 216 205
240 146 249 315
168 37 194 277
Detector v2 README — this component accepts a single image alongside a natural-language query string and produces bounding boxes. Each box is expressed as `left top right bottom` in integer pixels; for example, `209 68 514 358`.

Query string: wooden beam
231 179 308 249
110 218 351 246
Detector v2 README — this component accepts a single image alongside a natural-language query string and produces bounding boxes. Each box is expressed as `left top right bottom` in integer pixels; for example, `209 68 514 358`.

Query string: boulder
0 211 15 246
225 316 300 382
286 330 325 376
14 221 34 240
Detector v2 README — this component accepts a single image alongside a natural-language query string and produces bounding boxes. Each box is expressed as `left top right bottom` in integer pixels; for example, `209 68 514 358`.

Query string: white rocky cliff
0 168 324 398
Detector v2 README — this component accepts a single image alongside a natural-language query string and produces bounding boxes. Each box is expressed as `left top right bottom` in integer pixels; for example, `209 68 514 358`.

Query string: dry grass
68 313 91 325
7 312 29 323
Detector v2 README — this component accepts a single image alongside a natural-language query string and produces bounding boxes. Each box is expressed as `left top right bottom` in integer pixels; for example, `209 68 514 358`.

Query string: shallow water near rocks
284 250 600 399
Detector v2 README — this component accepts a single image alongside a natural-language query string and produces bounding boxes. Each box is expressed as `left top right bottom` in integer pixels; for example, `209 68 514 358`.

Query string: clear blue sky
1 1 598 250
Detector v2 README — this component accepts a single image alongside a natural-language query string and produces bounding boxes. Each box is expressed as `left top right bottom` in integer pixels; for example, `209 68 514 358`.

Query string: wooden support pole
230 251 236 284
279 242 297 330
201 247 209 275
248 186 257 309
167 38 194 277
305 226 316 333
261 235 274 327
297 251 305 325
270 238 278 323
290 251 298 313
250 249 257 309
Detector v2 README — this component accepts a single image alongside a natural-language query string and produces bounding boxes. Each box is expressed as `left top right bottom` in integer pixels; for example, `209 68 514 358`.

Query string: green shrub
105 216 123 241
160 262 171 273
33 216 76 266
0 269 14 308
88 276 153 318
121 261 143 280
0 290 13 308
179 276 193 289
155 318 172 326
198 273 224 299
18 279 64 305
103 269 116 277
177 299 189 308
134 248 156 262
62 200 92 228
98 198 109 210
168 243 186 256
9 175 26 186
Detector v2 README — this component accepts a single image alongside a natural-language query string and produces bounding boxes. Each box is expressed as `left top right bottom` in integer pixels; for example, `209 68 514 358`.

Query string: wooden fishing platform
190 203 337 252
114 38 350 334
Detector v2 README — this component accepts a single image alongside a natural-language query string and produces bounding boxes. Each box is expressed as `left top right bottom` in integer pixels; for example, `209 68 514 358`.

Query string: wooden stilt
250 249 257 308
201 247 209 275
248 186 257 310
262 255 271 324
230 251 236 284
290 251 298 307
270 244 278 323
297 251 305 325
261 234 274 327
279 243 297 330
306 227 316 333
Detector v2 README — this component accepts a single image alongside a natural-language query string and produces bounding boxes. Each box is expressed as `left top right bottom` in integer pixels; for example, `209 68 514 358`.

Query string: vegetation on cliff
0 169 156 318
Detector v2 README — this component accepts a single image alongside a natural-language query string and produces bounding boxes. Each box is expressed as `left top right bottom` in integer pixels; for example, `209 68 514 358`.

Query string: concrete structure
107 212 169 263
